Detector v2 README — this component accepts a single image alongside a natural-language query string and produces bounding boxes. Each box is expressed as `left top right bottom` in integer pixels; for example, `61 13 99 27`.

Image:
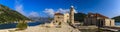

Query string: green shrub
16 22 28 30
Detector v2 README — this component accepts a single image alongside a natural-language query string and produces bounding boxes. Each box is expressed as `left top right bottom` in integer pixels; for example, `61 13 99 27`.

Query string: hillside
0 4 29 24
112 16 120 22
74 12 87 22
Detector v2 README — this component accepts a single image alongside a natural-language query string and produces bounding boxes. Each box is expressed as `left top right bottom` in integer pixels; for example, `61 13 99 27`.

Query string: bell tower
70 6 74 24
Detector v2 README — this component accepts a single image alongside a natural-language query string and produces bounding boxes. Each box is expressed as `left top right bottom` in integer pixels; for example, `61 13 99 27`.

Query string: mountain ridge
112 16 120 22
0 4 29 24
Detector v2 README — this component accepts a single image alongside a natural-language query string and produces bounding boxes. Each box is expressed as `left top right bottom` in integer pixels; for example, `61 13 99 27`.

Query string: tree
74 12 87 22
16 21 28 30
0 4 30 24
112 16 120 22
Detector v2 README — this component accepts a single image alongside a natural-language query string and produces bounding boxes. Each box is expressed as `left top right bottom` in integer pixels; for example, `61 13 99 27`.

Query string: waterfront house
84 13 115 27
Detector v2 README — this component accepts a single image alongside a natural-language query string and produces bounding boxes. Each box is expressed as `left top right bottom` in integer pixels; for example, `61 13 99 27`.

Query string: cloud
15 0 25 15
57 8 77 13
57 8 69 13
43 8 55 16
43 8 77 17
29 11 39 17
74 9 77 13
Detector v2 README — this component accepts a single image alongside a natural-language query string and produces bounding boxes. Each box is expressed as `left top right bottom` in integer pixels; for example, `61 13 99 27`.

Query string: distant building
84 13 115 27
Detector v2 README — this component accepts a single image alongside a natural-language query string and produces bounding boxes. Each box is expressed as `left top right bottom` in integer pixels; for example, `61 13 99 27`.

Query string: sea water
115 22 120 26
0 21 43 29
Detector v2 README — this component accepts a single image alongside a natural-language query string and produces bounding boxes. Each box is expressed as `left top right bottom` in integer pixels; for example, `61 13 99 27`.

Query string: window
56 21 58 23
58 17 60 18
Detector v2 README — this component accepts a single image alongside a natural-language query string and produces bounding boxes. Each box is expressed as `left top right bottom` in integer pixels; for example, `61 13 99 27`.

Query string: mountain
112 16 120 22
28 16 52 23
74 12 87 22
28 16 41 21
0 4 29 24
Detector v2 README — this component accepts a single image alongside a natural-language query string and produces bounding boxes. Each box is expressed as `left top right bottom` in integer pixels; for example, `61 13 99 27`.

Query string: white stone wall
70 6 75 24
110 19 115 26
64 13 69 23
54 15 64 24
54 13 69 24
104 19 115 26
105 19 111 26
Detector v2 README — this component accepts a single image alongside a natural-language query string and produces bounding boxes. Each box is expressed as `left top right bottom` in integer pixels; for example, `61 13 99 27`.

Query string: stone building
53 13 69 26
84 13 115 27
52 6 75 26
64 13 69 23
104 19 115 26
70 6 75 24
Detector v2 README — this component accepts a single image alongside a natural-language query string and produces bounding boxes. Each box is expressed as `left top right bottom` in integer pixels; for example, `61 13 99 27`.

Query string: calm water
115 22 120 26
0 21 120 29
0 21 43 29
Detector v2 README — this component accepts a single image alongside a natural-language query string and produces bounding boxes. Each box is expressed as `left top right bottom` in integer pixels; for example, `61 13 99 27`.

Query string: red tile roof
54 13 63 15
87 13 109 18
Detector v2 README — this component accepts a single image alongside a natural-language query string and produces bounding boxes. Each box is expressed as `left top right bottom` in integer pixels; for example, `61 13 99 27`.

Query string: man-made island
0 6 80 32
0 4 120 32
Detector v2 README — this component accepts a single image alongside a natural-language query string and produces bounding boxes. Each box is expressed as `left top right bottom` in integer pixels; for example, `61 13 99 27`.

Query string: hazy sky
0 0 120 18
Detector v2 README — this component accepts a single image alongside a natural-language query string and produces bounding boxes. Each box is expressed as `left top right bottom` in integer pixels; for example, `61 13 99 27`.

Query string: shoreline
0 23 80 32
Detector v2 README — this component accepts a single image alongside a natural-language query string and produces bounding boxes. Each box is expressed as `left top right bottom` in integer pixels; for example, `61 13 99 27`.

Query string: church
52 6 75 26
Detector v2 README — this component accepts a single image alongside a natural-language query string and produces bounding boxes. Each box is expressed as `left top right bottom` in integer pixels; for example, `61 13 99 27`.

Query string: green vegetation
112 16 120 22
48 17 54 21
16 21 28 30
0 4 29 24
74 12 87 22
